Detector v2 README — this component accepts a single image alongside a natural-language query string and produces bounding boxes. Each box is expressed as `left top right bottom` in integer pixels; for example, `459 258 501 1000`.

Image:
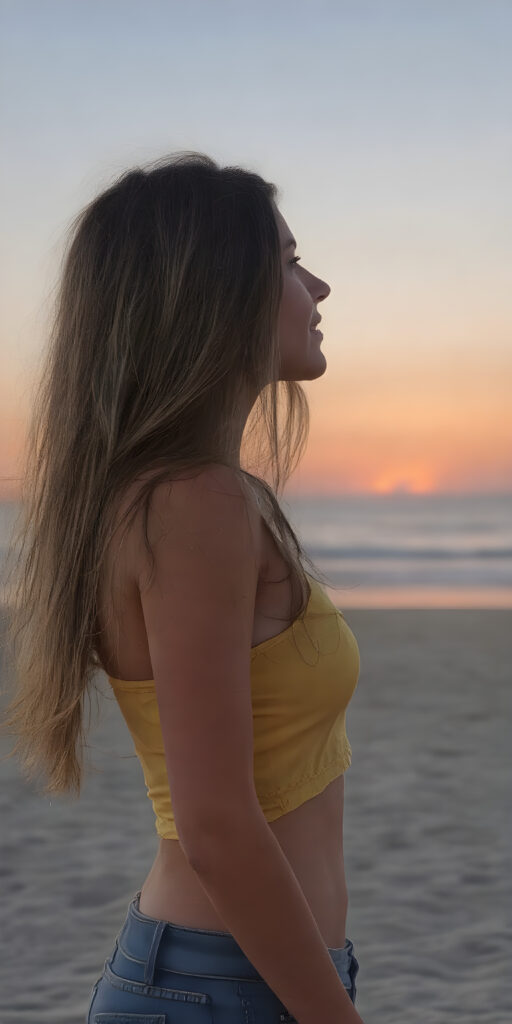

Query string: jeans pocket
89 959 213 1023
93 1016 167 1023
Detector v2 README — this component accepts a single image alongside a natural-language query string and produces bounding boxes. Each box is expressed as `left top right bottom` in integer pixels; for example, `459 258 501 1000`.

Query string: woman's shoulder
116 463 265 589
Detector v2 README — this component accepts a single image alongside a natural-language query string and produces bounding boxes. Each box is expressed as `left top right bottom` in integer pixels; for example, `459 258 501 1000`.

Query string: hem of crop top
107 571 335 687
153 747 352 839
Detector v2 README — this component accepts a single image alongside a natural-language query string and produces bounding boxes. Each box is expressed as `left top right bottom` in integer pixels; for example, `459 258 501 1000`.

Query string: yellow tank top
108 571 361 840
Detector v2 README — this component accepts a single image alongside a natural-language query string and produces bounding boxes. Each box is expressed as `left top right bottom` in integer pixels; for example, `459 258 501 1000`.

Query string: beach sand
0 605 510 1023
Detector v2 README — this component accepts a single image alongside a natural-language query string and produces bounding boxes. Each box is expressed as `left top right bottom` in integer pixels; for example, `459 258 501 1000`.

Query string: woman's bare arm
187 812 364 1024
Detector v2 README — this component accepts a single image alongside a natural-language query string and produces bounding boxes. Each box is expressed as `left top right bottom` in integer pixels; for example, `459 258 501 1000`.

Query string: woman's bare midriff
138 774 348 948
95 471 349 949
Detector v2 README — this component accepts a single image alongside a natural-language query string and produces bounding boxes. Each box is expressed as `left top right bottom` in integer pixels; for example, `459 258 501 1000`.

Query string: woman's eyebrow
283 237 297 250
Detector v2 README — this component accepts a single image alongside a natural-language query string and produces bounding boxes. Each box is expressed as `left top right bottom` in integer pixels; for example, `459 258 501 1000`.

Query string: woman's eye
290 256 302 266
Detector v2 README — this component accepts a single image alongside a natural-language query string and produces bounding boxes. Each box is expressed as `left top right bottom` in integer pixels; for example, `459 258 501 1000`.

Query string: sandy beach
1 604 510 1024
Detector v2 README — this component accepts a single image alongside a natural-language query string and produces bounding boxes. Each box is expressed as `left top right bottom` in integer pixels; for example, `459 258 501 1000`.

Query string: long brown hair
0 151 338 799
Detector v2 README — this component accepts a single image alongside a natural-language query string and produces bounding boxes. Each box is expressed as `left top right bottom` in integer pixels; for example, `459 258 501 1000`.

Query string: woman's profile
1 152 364 1023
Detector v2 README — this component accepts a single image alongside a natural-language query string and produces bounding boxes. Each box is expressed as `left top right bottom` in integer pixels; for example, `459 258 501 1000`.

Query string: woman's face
273 203 331 382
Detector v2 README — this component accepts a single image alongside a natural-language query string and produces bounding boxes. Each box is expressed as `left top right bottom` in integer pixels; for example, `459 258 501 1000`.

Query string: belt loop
144 919 167 985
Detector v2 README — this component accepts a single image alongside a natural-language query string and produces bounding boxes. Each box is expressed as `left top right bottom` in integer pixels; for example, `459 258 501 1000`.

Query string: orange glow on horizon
371 470 438 495
0 382 511 500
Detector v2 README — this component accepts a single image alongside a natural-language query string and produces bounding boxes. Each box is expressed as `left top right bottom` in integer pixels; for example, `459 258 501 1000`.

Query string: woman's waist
140 824 348 947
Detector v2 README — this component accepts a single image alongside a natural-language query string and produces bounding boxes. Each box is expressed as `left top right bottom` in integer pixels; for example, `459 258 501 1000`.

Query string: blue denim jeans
86 889 359 1022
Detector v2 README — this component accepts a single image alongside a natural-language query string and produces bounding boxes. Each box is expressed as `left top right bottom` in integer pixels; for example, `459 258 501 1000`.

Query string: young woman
2 152 364 1023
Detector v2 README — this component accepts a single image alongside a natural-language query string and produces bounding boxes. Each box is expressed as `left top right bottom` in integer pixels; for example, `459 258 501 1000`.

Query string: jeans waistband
118 889 356 987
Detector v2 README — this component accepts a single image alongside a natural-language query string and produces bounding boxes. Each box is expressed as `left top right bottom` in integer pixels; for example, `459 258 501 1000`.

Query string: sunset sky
1 0 511 501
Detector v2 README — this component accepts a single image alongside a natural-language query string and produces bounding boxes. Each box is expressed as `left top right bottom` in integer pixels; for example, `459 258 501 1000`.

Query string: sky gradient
1 0 511 500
